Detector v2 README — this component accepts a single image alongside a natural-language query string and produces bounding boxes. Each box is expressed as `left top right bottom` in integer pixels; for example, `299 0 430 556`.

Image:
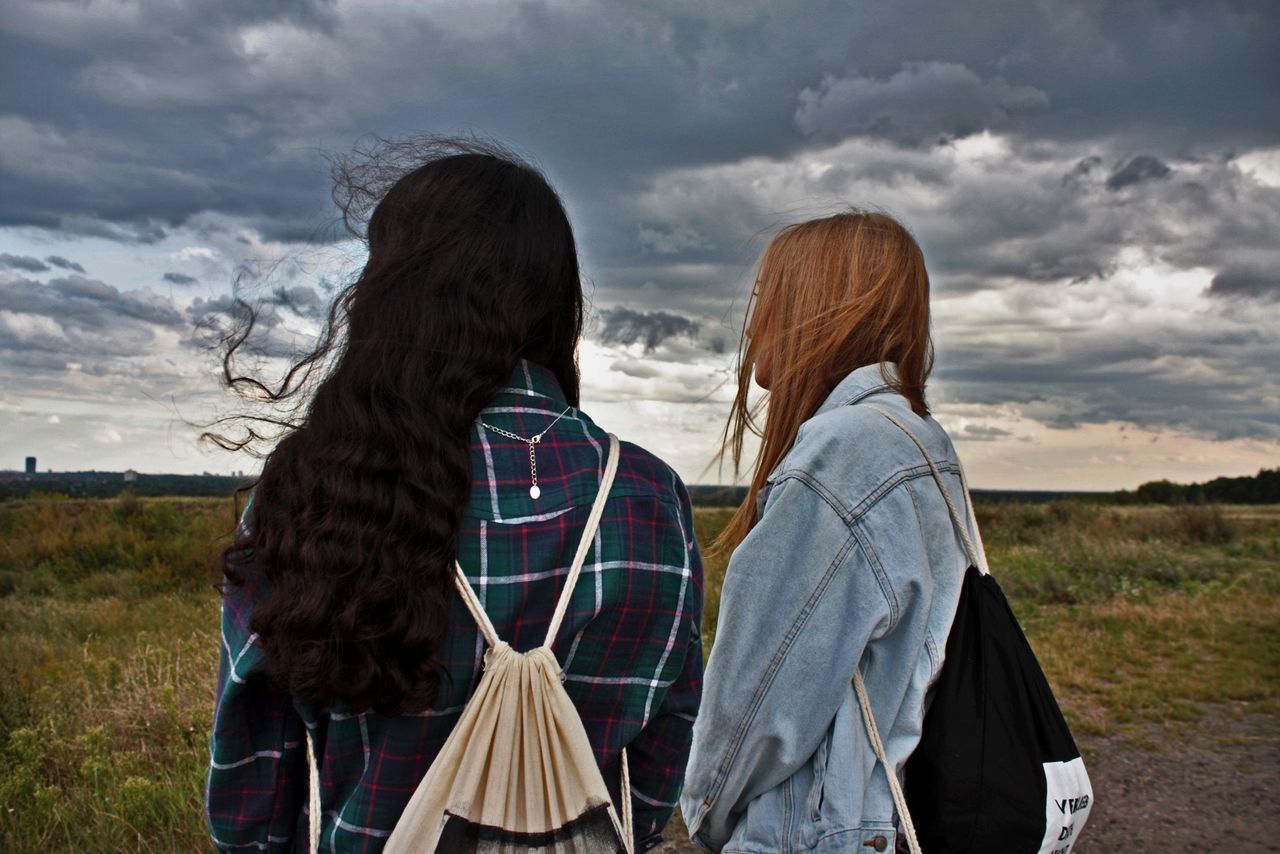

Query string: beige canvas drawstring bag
304 433 632 854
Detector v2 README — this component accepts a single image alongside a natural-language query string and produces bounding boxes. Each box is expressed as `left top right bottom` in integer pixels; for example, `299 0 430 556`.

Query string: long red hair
714 210 934 555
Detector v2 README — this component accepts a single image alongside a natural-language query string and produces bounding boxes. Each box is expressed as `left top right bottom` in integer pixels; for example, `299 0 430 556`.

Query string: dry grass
1032 581 1280 738
0 492 237 599
0 497 1275 851
0 594 220 851
694 501 1280 734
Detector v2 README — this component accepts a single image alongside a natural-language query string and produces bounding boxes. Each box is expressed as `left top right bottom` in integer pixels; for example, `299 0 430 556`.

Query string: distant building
24 456 36 474
123 469 138 483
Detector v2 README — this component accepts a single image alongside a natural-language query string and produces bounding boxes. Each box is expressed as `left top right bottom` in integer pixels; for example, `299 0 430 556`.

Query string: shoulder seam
768 471 852 521
763 475 901 626
773 461 963 527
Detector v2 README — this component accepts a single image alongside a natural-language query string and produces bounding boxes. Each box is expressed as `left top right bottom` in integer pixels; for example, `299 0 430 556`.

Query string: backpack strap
866 405 988 574
305 435 627 853
848 406 991 854
853 666 922 854
543 432 620 649
451 433 630 850
452 560 503 649
305 726 321 852
539 433 631 853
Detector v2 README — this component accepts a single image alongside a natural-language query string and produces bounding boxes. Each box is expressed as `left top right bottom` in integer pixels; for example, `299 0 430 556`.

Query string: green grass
0 594 217 851
0 496 1276 851
0 491 237 600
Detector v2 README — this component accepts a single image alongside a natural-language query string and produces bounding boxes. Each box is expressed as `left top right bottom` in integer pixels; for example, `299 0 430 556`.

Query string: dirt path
1073 707 1279 853
650 706 1280 852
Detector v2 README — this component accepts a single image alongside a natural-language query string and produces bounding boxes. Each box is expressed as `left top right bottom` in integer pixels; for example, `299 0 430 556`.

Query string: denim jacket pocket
798 722 835 849
807 725 832 822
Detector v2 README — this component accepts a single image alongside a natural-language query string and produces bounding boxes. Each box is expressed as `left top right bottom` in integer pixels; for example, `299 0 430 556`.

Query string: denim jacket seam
902 481 940 671
844 467 964 639
846 518 900 630
844 383 891 406
700 481 862 824
844 461 964 524
773 469 957 631
924 628 940 677
767 470 853 520
816 825 896 845
782 773 796 854
703 530 860 813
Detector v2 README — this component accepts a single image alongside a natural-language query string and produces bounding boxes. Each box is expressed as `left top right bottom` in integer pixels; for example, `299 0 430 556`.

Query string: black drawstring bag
859 407 1093 854
904 565 1092 853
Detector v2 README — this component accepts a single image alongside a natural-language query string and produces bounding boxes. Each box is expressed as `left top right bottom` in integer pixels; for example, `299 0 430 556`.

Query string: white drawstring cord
305 728 321 852
853 668 923 854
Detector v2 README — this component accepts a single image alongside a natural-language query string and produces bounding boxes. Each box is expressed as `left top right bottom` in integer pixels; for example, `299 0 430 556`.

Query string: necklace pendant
529 484 541 500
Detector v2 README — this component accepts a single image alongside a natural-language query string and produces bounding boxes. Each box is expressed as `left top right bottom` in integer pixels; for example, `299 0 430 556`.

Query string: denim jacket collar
813 362 899 417
761 362 900 489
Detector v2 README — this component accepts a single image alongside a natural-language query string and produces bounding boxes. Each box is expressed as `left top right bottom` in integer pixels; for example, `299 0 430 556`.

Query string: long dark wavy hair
204 137 584 715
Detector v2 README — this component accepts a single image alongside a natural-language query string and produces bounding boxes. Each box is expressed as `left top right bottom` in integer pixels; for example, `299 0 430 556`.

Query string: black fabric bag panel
436 803 627 853
904 565 1091 854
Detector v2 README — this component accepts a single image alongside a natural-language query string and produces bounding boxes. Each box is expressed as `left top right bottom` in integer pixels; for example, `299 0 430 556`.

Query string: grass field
1 495 1277 851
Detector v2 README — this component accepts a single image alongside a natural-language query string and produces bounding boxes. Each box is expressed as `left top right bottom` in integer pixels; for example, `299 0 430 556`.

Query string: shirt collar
499 358 569 405
813 361 899 416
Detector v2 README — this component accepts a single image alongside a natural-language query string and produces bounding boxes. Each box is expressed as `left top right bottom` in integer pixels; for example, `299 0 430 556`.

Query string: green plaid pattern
206 359 704 852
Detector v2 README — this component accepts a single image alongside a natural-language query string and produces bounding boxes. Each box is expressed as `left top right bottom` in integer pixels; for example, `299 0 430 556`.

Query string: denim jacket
680 363 985 853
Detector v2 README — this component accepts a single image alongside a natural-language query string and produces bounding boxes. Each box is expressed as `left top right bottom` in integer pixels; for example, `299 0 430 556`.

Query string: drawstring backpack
856 408 1093 854
304 434 634 854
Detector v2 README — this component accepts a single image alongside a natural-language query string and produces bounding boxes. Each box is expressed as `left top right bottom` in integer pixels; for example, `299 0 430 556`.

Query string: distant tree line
3 468 1276 505
0 471 253 501
1120 468 1279 505
687 484 1106 506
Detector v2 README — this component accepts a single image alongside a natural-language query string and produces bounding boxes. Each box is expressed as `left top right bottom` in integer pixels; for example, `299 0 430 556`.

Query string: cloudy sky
1 0 1277 490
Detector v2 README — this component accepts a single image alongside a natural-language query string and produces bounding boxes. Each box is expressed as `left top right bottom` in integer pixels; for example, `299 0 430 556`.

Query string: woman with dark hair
203 139 703 853
680 211 980 853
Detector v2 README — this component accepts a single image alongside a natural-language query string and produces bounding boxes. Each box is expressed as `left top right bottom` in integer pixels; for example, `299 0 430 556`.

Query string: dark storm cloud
267 285 326 318
2 0 1277 247
935 317 1280 442
163 272 199 285
44 255 86 273
794 62 1049 146
596 307 701 353
184 284 327 361
0 274 184 361
0 253 50 273
1106 155 1173 190
55 216 169 245
956 424 1013 442
1209 267 1276 300
185 284 324 330
1 0 1278 449
0 275 185 332
632 139 1280 295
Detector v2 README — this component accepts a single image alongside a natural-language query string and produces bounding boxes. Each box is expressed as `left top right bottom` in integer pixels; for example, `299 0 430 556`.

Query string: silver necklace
477 405 572 499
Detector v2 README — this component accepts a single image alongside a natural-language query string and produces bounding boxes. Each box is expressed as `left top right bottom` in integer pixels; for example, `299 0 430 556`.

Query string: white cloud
0 310 68 347
1235 146 1280 188
93 426 122 444
1 0 1276 486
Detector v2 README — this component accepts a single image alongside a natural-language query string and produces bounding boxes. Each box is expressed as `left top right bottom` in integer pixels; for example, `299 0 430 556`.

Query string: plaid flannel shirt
205 359 704 852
